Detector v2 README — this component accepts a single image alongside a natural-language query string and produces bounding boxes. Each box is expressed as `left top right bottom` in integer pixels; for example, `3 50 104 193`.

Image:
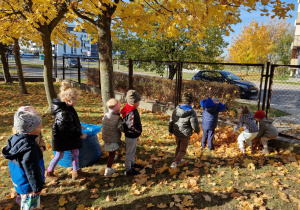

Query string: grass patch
0 82 300 210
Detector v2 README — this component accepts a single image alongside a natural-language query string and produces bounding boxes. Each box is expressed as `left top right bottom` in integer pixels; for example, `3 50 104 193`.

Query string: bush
85 68 239 111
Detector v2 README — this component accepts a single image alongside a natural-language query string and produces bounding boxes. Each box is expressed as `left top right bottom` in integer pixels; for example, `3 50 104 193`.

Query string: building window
74 46 77 54
63 43 66 53
71 47 73 54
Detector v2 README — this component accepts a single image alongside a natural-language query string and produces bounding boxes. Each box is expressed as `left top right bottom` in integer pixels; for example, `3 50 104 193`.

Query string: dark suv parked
192 70 258 99
66 58 82 68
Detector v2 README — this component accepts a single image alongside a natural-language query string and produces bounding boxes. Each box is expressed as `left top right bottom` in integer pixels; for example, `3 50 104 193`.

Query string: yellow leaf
203 194 211 202
157 203 167 208
76 204 85 210
247 163 256 171
278 191 290 202
58 197 68 206
147 203 154 207
106 195 114 202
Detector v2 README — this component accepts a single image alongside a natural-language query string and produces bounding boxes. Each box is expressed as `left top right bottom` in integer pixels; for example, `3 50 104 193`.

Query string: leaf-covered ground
0 82 300 210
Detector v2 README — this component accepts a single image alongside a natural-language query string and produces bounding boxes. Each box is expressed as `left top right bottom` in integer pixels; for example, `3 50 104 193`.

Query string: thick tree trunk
0 43 12 83
97 16 115 114
41 32 57 110
13 39 28 94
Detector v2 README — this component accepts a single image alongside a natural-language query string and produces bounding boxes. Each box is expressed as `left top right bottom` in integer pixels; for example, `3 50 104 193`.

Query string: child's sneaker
104 168 116 176
114 154 118 160
170 161 177 169
125 168 140 176
132 163 144 169
260 148 269 154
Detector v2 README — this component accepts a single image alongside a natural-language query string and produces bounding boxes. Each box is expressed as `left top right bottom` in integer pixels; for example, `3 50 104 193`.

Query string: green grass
1 82 300 209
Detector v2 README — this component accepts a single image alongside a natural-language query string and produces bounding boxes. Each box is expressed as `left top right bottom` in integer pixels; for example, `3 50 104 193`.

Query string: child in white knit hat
102 98 124 176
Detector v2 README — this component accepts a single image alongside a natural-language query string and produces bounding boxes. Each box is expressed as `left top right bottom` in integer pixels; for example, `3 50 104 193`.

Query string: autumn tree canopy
227 18 295 64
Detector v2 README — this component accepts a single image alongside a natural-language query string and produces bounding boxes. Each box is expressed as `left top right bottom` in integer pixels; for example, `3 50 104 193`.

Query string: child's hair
237 105 251 115
106 98 119 109
59 80 81 102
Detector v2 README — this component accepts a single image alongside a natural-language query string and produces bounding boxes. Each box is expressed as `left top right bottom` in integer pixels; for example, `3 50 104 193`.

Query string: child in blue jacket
200 97 225 150
2 111 45 209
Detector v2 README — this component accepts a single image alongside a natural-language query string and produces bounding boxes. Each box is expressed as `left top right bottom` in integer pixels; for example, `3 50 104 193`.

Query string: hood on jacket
175 105 195 118
51 98 68 115
241 113 255 121
2 134 37 166
179 104 193 111
120 103 137 118
260 118 274 124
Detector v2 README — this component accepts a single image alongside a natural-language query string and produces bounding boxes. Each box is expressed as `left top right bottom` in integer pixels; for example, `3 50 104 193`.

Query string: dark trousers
175 136 190 163
202 129 215 149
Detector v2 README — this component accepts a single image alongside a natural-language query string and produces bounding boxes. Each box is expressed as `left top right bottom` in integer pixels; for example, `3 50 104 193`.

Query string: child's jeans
125 137 138 171
202 129 215 149
237 132 258 150
175 136 190 163
20 192 40 210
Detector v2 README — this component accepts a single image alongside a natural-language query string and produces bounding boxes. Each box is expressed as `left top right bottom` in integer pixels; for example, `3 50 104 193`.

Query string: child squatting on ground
200 97 225 150
2 110 45 210
254 110 278 154
232 105 258 154
169 92 200 169
46 81 88 181
102 98 124 177
120 90 144 176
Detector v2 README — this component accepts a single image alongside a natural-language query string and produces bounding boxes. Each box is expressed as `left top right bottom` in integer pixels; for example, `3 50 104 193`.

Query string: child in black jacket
120 90 143 176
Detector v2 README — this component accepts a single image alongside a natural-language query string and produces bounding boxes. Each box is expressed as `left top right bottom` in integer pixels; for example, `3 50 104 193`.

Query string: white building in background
53 25 98 57
290 0 300 78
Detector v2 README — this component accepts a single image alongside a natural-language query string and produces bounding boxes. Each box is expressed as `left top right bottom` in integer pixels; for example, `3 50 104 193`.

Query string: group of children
2 80 278 209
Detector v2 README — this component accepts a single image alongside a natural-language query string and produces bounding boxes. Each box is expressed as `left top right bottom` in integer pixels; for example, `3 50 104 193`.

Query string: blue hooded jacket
200 97 225 130
2 134 45 194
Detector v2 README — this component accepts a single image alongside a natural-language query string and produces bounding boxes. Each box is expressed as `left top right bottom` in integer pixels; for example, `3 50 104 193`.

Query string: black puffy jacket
51 98 82 151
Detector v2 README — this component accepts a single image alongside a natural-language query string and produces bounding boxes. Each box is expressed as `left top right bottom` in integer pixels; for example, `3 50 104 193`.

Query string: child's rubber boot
45 171 59 181
72 169 89 180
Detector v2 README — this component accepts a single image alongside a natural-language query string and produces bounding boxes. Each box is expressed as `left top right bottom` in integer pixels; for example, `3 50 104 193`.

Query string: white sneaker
179 159 184 164
104 168 116 176
240 148 245 154
260 148 269 154
114 154 118 160
170 162 177 169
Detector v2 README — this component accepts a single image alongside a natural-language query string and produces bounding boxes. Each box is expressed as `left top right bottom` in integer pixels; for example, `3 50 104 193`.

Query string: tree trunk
0 43 12 83
41 32 57 110
168 64 177 80
13 39 28 94
97 16 115 114
246 66 249 76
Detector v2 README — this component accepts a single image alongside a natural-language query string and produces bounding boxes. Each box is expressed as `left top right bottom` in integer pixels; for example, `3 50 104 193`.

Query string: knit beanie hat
18 106 39 115
126 90 141 105
109 101 121 113
182 92 194 104
14 111 42 134
254 110 266 119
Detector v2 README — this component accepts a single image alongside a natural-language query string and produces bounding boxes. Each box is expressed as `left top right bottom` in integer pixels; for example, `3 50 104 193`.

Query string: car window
221 71 241 80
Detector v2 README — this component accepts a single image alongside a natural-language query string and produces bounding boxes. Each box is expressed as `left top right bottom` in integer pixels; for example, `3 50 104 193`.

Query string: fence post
178 60 183 104
266 65 275 118
129 58 133 89
262 62 270 111
77 56 81 84
257 64 264 111
54 55 57 78
62 56 65 80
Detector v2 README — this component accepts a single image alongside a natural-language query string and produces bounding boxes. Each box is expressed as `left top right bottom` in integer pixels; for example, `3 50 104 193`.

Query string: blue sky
224 0 298 51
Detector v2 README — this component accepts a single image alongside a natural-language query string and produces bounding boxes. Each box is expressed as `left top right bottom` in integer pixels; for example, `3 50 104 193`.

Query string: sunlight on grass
0 82 300 210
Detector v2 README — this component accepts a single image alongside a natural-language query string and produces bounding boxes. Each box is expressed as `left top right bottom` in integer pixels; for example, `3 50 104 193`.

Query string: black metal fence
53 57 300 137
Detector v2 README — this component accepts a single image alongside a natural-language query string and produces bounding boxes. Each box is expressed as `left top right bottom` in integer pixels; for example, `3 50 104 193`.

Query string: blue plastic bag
81 122 102 136
53 123 103 168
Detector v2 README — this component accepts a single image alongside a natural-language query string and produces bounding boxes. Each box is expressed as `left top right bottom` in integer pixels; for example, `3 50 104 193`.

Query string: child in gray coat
102 98 124 176
169 92 200 169
254 110 278 154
